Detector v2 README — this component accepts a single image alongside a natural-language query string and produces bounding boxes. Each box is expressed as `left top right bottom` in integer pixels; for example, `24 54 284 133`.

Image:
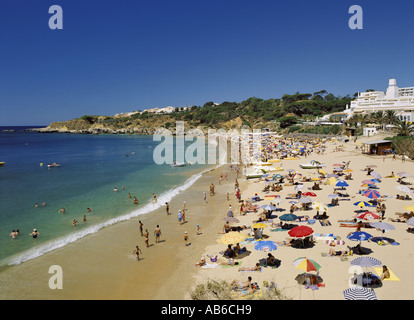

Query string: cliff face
30 115 271 135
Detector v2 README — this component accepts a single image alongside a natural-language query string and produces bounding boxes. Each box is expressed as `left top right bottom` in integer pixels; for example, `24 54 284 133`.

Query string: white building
348 78 414 122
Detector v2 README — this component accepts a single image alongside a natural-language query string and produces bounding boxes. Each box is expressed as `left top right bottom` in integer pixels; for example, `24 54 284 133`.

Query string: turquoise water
0 127 212 267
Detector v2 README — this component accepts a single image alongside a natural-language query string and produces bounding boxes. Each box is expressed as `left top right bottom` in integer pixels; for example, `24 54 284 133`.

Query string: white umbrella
396 185 412 194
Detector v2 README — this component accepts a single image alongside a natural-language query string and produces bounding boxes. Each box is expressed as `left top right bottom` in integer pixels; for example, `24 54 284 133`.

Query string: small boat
0 162 5 166
300 160 323 169
47 162 61 168
170 162 186 167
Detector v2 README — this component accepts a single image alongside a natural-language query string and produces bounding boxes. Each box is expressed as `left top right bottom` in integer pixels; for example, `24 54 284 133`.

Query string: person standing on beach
154 225 161 243
165 202 170 215
133 246 142 261
196 224 201 235
178 210 183 225
153 193 158 203
203 192 207 204
139 221 144 236
144 229 149 247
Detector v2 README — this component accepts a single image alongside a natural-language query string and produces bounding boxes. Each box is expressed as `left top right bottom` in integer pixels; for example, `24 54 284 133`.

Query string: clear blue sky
1 0 413 125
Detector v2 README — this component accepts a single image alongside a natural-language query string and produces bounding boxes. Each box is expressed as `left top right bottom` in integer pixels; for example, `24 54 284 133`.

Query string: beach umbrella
261 204 277 211
328 194 339 198
279 213 298 221
318 169 327 175
406 217 414 227
370 221 395 232
356 212 380 220
350 256 382 268
302 192 317 197
294 184 304 191
327 174 338 179
401 177 414 184
273 174 284 178
217 232 247 245
344 169 353 173
363 189 380 199
254 241 278 252
288 226 314 238
354 201 374 208
369 179 381 184
333 163 342 167
342 287 377 300
361 183 376 188
223 217 240 223
252 223 268 229
404 205 414 212
336 180 349 187
289 200 298 204
298 197 312 204
397 172 412 177
347 231 373 242
293 257 321 272
312 202 328 212
396 185 412 194
370 172 382 180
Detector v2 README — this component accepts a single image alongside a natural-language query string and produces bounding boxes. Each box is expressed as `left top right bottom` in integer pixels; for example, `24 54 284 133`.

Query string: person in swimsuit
165 202 169 215
133 246 142 261
29 229 40 238
154 225 161 243
184 231 189 246
139 221 144 237
144 229 149 247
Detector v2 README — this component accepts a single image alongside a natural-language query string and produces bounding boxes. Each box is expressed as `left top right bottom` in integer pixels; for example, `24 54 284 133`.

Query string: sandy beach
0 133 413 301
190 134 414 300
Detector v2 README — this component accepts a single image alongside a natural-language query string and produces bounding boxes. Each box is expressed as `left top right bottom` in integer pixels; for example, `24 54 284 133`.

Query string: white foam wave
7 166 215 266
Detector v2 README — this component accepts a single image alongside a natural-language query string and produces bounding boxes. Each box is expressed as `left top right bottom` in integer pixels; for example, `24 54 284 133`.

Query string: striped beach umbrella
342 287 377 300
356 212 380 220
312 202 328 211
350 256 382 267
363 189 380 199
293 257 321 272
353 201 373 208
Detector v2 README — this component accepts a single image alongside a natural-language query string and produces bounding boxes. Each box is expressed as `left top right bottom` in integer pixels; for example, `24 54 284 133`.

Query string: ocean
0 126 215 268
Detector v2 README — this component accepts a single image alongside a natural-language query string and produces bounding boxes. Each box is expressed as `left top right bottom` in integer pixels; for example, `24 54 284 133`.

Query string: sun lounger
319 220 332 226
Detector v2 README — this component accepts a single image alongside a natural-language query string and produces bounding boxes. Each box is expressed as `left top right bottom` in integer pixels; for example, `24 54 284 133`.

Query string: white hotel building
348 78 414 122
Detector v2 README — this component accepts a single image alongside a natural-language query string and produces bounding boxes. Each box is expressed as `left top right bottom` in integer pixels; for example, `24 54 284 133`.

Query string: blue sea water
0 126 213 267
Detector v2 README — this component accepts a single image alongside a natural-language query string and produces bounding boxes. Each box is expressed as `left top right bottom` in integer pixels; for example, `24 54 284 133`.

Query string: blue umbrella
254 241 278 252
342 287 377 300
279 213 298 221
369 179 381 183
347 231 373 242
336 180 349 187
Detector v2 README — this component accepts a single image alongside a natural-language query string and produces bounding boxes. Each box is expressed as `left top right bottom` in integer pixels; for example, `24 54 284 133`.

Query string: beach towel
201 263 219 269
324 240 345 245
307 219 316 225
373 267 400 281
270 228 287 232
319 220 332 227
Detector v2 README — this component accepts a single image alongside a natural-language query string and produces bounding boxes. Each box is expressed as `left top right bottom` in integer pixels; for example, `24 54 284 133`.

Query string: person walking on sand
178 210 183 225
203 192 207 204
184 231 189 247
196 224 201 235
154 225 161 243
165 202 170 215
133 246 142 261
139 221 144 237
144 229 149 247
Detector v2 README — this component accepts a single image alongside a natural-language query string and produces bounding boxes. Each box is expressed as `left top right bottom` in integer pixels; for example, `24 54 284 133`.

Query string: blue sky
1 0 413 125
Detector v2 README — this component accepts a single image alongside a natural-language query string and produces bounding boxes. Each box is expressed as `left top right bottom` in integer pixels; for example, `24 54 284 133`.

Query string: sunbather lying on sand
238 263 261 272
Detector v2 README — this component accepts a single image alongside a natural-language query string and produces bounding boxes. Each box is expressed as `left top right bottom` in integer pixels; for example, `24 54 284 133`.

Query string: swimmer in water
29 229 40 238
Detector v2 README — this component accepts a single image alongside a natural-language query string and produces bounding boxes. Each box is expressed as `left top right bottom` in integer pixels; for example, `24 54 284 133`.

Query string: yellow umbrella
318 169 327 175
252 223 268 229
325 177 337 185
217 232 247 245
311 177 321 181
344 169 353 173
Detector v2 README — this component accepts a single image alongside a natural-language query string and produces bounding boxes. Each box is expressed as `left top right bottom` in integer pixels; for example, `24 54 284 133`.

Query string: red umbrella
288 226 314 238
356 212 380 220
302 192 317 197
